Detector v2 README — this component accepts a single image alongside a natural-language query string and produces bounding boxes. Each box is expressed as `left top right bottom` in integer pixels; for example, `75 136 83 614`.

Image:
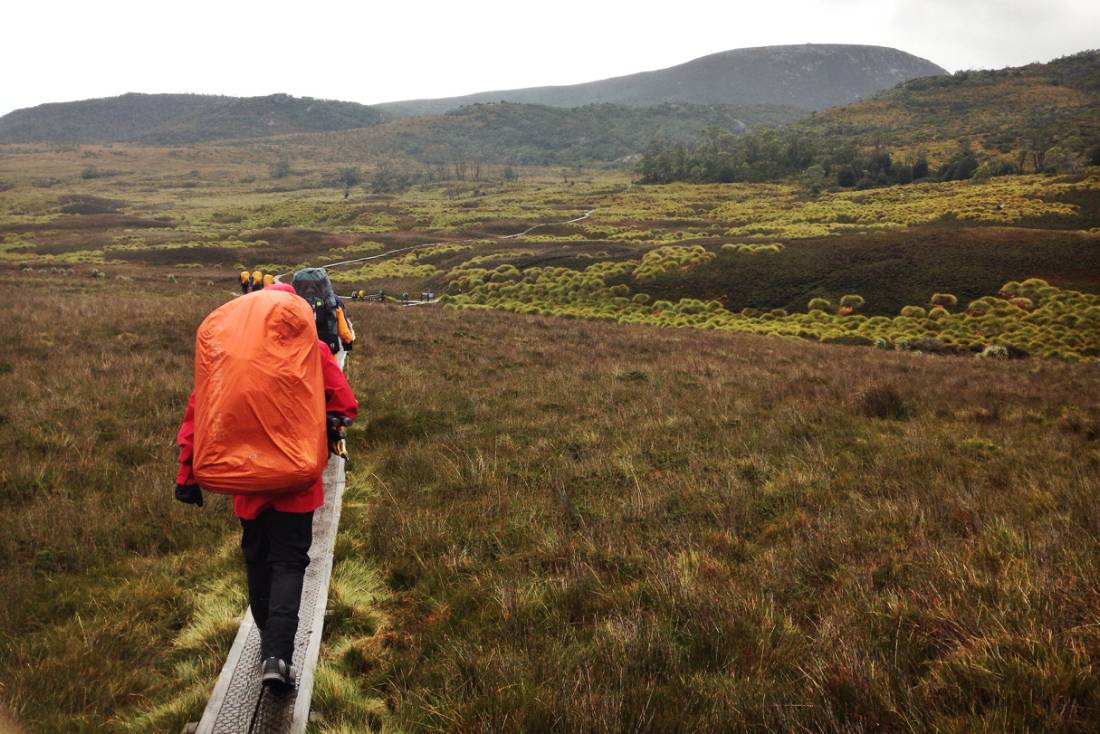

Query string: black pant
240 509 314 662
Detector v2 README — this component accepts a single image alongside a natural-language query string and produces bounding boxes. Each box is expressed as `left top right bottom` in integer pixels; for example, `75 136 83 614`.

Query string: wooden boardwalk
190 454 345 733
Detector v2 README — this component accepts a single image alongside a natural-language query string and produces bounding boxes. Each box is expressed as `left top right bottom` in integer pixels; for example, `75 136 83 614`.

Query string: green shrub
808 297 833 312
930 293 958 308
900 306 927 318
911 337 950 354
822 333 874 346
270 159 291 179
966 301 991 317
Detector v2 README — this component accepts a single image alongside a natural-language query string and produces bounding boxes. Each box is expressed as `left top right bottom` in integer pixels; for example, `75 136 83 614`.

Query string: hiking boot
261 657 294 693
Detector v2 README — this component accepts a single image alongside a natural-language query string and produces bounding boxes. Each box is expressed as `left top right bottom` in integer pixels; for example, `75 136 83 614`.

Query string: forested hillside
287 102 805 165
638 50 1100 184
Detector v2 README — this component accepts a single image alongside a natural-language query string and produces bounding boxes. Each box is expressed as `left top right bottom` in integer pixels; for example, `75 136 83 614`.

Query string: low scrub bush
858 384 914 420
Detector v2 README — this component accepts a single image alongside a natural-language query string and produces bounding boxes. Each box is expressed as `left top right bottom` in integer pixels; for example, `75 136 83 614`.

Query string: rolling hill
0 92 384 144
807 49 1100 161
377 44 947 116
0 44 945 152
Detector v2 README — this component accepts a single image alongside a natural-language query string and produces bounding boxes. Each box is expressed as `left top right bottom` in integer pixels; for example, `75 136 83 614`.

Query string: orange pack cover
192 289 327 495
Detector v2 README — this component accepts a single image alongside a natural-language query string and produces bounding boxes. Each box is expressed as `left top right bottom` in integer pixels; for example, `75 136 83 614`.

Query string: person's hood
268 282 295 294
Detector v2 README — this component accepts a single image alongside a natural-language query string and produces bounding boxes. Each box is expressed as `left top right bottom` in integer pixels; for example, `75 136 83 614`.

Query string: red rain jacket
176 286 358 519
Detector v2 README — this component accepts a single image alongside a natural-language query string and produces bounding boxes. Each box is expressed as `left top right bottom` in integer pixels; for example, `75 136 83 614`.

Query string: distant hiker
263 273 275 289
291 267 354 356
252 270 265 291
174 282 358 692
239 270 250 294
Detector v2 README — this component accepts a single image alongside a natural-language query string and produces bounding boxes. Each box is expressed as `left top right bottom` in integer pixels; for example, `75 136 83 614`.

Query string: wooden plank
195 455 346 733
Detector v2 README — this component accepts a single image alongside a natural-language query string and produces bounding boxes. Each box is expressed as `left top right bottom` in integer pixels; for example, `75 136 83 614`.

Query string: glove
175 483 204 507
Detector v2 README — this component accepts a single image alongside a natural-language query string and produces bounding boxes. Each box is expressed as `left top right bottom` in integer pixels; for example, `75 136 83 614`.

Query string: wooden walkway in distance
190 351 349 734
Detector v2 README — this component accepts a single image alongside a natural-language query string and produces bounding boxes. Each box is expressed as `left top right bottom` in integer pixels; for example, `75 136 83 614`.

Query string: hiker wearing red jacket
174 282 358 691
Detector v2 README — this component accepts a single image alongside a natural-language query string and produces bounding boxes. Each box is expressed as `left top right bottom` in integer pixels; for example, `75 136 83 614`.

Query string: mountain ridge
376 44 947 116
0 92 384 144
0 44 945 145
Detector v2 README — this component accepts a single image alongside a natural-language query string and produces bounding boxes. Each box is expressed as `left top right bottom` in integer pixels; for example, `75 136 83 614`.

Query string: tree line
636 126 1099 189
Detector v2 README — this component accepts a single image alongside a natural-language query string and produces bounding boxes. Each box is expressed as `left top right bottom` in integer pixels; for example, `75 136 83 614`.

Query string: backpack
292 267 341 355
192 289 327 495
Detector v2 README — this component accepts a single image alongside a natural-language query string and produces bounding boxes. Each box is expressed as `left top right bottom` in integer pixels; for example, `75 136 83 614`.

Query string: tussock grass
310 473 390 731
1 276 1099 731
0 276 238 732
338 304 1100 732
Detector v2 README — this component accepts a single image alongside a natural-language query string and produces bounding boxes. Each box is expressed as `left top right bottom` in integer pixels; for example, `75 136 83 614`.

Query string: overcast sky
3 0 1098 116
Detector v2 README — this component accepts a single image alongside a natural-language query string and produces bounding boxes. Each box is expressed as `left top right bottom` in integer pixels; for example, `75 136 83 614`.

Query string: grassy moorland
0 278 231 731
0 125 1099 731
2 276 1098 732
0 277 386 732
2 142 1099 360
346 305 1100 732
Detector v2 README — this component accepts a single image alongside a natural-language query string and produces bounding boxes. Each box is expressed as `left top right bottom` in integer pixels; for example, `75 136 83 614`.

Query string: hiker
174 282 358 692
263 273 275 289
292 267 356 356
252 270 265 291
239 270 250 294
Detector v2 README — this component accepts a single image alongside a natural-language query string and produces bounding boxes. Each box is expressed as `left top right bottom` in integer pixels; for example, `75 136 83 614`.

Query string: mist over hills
0 93 384 144
377 44 947 116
